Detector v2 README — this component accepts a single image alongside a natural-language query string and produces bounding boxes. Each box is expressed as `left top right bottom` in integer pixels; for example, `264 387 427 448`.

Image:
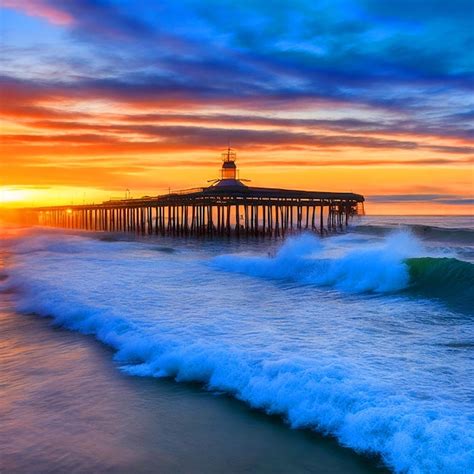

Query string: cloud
3 0 72 25
435 198 474 206
0 127 442 152
24 110 474 141
367 194 474 205
1 0 473 202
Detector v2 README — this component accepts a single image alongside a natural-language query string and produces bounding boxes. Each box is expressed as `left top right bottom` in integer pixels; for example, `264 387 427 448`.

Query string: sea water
1 216 473 473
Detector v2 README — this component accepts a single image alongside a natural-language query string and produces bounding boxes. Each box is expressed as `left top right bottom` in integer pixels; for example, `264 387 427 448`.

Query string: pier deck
25 185 364 237
19 150 365 237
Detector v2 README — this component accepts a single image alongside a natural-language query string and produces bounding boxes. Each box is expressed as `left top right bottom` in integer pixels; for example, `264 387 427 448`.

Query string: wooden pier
22 149 364 238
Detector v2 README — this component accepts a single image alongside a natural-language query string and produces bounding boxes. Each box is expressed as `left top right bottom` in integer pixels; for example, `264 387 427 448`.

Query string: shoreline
4 222 472 473
0 293 388 473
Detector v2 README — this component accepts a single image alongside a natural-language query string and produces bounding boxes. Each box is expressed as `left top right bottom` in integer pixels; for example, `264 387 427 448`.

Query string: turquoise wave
406 257 474 311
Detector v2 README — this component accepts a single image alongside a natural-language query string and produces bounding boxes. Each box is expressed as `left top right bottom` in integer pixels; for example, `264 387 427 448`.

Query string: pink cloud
3 0 73 25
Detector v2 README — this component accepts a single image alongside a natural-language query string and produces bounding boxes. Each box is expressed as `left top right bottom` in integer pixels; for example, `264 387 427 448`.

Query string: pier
22 149 365 237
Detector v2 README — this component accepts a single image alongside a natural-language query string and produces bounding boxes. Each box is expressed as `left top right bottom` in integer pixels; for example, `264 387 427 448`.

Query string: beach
1 216 473 473
0 286 385 473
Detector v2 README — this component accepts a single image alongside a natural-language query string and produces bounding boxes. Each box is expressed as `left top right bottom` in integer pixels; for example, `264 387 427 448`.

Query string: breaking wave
406 257 474 309
212 232 473 310
1 229 473 474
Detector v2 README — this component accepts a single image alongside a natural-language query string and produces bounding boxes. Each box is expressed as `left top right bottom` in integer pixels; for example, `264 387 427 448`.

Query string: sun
0 187 30 205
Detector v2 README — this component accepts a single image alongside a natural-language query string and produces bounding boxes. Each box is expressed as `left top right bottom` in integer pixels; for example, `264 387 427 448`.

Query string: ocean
1 215 473 473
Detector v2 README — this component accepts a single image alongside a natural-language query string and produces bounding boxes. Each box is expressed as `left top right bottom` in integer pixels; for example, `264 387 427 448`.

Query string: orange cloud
1 77 472 214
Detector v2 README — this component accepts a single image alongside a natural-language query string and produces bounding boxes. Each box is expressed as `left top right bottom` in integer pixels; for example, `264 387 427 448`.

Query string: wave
2 230 474 473
2 269 473 474
211 232 473 310
406 257 474 309
353 223 474 245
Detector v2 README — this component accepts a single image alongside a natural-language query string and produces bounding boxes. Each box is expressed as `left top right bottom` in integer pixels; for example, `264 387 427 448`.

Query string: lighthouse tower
212 147 247 188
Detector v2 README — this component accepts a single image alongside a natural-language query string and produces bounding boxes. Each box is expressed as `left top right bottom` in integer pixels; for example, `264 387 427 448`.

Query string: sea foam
2 230 473 474
212 231 421 293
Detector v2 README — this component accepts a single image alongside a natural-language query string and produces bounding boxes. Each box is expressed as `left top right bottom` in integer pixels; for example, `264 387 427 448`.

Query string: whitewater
1 217 473 474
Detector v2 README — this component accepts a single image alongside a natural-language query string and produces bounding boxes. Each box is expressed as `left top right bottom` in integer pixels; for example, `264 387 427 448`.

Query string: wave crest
212 232 421 293
212 232 474 310
407 257 474 309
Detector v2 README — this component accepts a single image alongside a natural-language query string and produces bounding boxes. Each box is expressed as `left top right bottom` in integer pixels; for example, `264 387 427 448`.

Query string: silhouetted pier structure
26 149 364 237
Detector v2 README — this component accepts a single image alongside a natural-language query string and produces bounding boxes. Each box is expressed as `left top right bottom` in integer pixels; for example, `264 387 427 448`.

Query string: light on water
1 216 473 474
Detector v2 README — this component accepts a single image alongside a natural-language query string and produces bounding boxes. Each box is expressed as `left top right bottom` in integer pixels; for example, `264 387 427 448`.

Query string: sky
0 0 473 214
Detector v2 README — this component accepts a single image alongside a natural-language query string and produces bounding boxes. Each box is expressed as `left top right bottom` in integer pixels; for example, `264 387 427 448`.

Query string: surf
211 231 474 310
1 228 473 474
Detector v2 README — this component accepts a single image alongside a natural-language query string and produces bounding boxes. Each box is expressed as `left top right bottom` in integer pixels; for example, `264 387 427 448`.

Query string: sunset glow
1 1 473 214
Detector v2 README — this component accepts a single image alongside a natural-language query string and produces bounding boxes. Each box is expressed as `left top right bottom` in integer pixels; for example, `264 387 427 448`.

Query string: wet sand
0 292 388 473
